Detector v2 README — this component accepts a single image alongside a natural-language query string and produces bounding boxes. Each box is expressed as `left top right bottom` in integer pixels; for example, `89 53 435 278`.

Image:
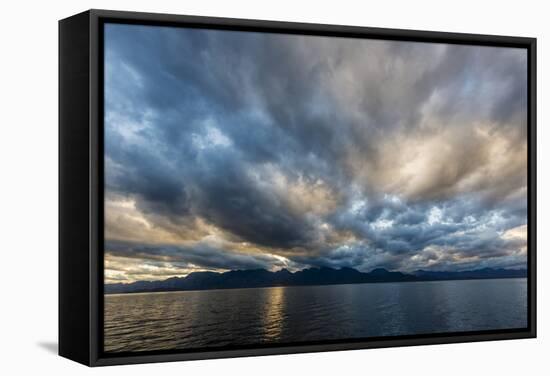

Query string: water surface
104 278 527 353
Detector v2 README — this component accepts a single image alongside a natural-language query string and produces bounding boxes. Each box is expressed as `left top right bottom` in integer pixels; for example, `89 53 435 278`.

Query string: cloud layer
103 24 528 283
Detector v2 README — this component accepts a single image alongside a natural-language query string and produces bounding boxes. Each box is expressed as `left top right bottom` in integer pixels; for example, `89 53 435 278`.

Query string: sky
103 23 528 284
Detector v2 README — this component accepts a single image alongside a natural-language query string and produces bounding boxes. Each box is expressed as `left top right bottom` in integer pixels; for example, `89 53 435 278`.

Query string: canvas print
103 23 528 354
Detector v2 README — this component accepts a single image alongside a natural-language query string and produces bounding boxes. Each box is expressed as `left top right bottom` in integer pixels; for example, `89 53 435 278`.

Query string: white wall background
0 0 547 374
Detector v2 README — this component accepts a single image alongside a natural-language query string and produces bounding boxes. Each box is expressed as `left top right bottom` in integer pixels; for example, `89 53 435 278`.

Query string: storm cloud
103 23 528 283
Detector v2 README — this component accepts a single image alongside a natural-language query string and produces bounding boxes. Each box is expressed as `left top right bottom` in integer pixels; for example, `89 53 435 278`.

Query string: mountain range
105 266 527 294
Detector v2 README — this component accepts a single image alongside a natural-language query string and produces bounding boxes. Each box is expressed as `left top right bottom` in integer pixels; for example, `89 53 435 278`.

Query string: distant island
105 266 527 294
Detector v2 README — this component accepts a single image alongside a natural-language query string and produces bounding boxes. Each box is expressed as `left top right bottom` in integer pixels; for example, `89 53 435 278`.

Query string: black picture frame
59 9 537 367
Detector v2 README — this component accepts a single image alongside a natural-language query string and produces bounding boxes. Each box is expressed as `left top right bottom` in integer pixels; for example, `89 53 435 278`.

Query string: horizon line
105 265 528 286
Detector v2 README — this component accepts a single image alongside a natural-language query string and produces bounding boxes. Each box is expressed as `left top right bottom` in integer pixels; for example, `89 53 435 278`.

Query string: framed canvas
59 9 537 366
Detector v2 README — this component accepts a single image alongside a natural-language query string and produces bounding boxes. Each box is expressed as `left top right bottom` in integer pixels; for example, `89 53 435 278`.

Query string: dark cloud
103 23 528 280
189 154 318 248
106 240 290 272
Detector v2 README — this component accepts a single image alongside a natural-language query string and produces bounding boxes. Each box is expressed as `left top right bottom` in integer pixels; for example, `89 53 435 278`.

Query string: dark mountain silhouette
412 267 527 280
105 266 527 294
